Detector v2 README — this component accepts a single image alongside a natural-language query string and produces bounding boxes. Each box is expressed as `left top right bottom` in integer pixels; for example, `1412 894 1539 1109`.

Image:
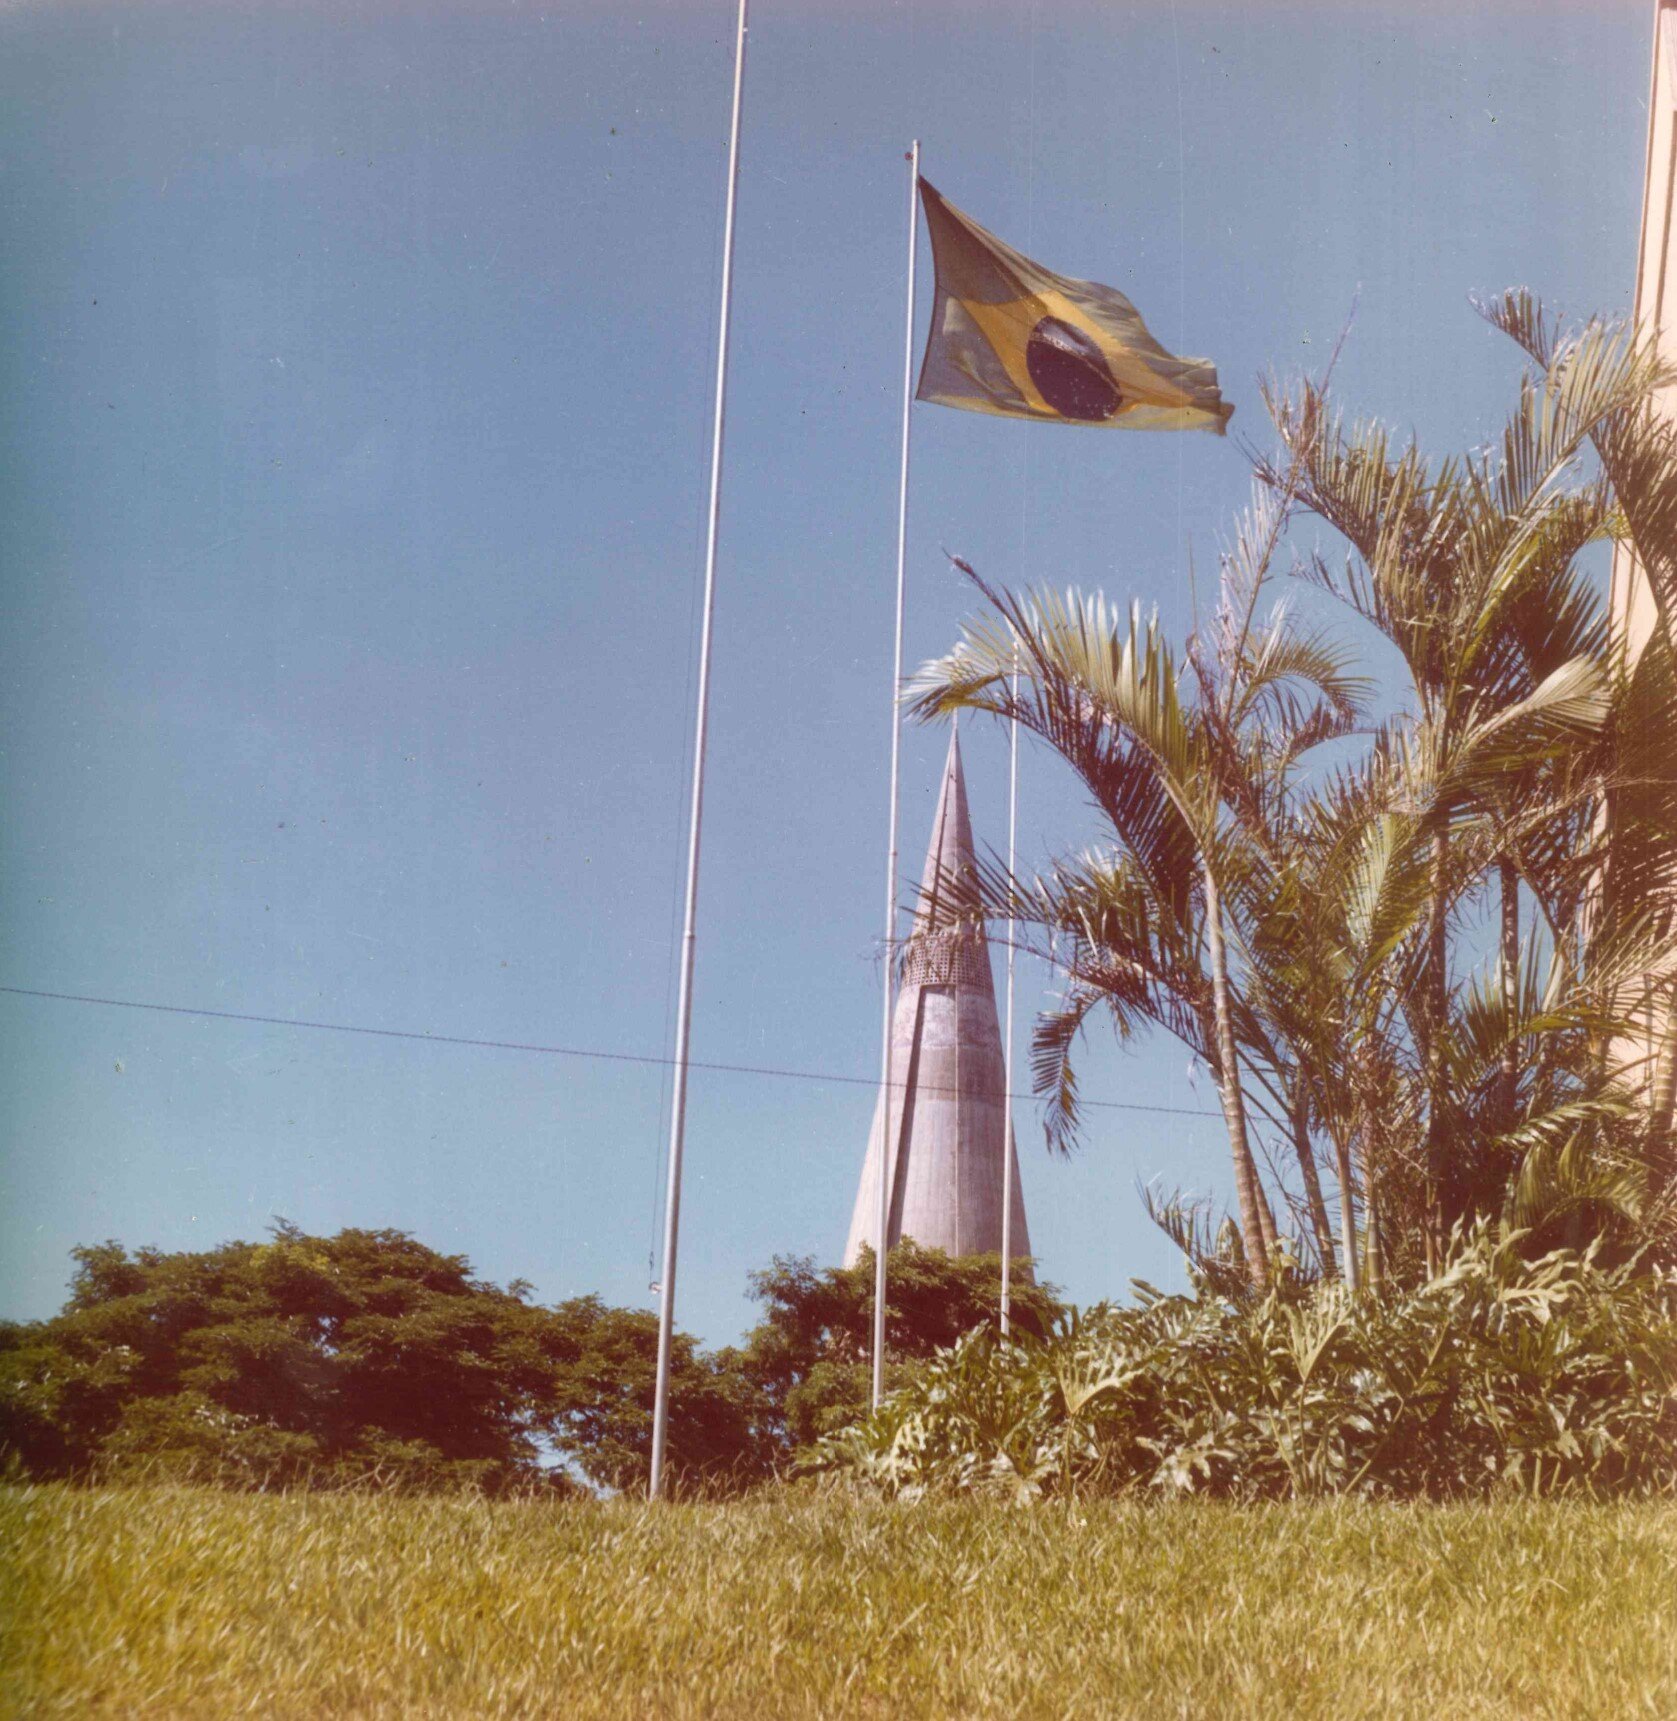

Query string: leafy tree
0 1224 570 1491
544 1294 768 1495
724 1242 1061 1457
0 1225 758 1495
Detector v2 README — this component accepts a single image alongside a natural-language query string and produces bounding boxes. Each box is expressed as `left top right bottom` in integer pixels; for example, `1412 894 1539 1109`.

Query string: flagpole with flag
899 171 1233 1336
1000 647 1019 1333
870 137 921 1412
648 0 749 1502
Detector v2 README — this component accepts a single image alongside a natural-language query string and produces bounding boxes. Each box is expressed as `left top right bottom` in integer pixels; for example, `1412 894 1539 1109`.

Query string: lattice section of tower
901 929 991 990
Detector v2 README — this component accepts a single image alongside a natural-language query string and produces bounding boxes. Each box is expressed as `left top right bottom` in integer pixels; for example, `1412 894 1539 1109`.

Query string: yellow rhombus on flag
916 178 1233 434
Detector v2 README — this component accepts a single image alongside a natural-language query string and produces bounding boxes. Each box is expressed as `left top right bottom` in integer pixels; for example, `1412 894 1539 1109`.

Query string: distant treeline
0 1224 1054 1496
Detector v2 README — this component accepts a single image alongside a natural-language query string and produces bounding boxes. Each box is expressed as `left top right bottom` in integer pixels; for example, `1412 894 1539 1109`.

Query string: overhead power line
0 983 1222 1120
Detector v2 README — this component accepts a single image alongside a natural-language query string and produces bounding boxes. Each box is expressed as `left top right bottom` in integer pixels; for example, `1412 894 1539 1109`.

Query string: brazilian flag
916 179 1233 433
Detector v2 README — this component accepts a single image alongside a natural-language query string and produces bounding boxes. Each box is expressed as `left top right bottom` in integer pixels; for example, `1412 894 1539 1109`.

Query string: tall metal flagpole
1000 653 1019 1333
1003 3 1035 1335
871 139 920 1412
648 0 749 1502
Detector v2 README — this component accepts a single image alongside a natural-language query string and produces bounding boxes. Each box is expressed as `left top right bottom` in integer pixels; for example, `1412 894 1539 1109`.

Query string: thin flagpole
648 0 749 1503
871 138 920 1413
1000 650 1019 1334
1004 4 1034 1330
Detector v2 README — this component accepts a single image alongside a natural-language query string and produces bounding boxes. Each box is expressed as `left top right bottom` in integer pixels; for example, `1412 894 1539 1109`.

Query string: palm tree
1481 290 1677 1155
1256 311 1656 1262
905 482 1365 1287
906 297 1677 1290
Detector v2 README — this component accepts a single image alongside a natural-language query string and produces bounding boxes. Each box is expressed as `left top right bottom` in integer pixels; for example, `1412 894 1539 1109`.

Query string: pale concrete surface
1609 1 1677 1104
845 729 1032 1269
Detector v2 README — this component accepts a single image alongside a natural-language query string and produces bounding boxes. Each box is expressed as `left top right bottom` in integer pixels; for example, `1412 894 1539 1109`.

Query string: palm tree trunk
1202 859 1269 1285
1421 818 1451 1275
1355 1073 1378 1290
1647 987 1677 1178
1254 1154 1280 1255
1291 1090 1338 1276
1532 1006 1558 1118
1500 856 1520 1128
1333 1136 1358 1292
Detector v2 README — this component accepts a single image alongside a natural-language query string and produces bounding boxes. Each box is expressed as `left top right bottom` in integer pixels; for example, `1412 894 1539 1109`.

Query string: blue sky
0 0 1654 1343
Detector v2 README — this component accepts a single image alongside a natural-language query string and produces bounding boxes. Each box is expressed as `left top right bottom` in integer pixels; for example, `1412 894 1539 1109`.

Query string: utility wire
0 982 1222 1120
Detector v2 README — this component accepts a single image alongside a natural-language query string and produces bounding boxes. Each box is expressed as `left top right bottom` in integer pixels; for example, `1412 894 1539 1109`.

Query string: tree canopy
0 1226 1048 1495
0 1225 574 1492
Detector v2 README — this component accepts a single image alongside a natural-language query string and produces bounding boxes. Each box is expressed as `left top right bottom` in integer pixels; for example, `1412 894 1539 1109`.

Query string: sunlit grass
2 1483 1673 1717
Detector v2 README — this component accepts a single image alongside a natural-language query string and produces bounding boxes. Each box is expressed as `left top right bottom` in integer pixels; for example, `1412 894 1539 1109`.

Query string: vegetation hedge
811 1224 1677 1500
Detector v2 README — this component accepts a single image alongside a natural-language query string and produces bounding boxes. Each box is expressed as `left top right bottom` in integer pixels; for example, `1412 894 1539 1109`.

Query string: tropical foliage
811 1223 1677 1499
906 292 1677 1289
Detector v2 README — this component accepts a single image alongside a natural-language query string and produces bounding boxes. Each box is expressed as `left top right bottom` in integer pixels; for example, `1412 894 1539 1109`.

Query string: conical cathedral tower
845 729 1032 1268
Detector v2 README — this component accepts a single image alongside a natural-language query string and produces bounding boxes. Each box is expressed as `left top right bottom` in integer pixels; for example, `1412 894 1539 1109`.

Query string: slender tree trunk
1648 986 1677 1179
1291 1088 1338 1276
1366 1184 1385 1290
1355 1074 1379 1290
1254 1154 1280 1255
1532 1006 1558 1118
1499 856 1520 1128
1333 1136 1358 1292
1202 860 1269 1285
1421 818 1451 1275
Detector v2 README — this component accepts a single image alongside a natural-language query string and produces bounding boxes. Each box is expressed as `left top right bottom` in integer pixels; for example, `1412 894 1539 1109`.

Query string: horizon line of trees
0 1223 1054 1497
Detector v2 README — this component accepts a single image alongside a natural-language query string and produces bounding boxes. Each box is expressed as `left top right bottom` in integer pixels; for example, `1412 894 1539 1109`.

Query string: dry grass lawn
2 1483 1674 1717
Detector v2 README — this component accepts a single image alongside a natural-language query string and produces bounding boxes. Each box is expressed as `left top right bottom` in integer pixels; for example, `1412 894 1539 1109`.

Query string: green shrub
809 1223 1677 1500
